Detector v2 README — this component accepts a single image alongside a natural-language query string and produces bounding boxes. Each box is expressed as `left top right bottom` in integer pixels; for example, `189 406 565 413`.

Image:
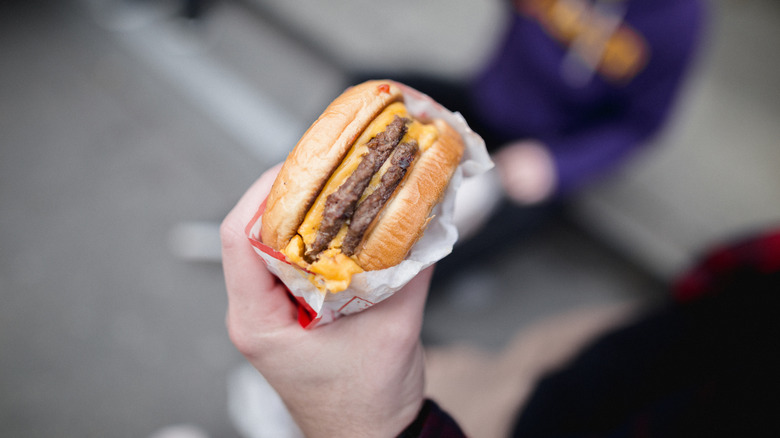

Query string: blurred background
1 0 779 436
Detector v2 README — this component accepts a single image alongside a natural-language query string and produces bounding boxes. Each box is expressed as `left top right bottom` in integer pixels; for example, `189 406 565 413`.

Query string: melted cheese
282 102 439 293
284 235 363 293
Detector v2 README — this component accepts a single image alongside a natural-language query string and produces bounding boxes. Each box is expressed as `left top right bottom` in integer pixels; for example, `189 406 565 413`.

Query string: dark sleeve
398 399 467 438
511 228 780 437
673 228 780 302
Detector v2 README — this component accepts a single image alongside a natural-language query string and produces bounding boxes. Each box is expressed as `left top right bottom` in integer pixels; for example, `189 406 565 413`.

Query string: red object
673 228 780 303
245 196 322 329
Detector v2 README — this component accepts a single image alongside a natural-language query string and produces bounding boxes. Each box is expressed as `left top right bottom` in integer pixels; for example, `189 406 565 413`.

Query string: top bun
261 80 464 275
261 81 404 250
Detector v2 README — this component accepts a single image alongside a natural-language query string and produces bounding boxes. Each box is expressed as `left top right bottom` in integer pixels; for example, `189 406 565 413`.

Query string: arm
493 62 700 204
493 0 706 201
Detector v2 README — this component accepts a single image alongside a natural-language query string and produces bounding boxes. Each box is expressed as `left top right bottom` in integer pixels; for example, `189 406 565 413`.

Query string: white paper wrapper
246 82 493 328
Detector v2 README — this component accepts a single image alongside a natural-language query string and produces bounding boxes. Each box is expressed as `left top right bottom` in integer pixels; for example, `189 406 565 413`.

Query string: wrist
284 340 427 438
294 398 423 438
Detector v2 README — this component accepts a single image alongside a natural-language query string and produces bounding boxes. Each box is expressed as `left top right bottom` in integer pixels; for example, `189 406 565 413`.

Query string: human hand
221 164 433 438
494 140 556 204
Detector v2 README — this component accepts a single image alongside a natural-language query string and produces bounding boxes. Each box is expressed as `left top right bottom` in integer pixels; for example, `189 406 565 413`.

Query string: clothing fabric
398 399 465 438
470 0 705 194
409 228 780 437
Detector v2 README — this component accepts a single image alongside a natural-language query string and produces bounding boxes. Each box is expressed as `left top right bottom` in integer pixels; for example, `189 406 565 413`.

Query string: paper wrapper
246 82 493 328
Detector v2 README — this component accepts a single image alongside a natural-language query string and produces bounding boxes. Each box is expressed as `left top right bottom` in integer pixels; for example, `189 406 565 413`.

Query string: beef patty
342 140 419 256
304 116 410 262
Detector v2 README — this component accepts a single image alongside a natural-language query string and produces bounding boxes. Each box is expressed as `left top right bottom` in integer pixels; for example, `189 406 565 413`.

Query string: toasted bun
355 119 463 270
262 81 403 250
261 80 464 272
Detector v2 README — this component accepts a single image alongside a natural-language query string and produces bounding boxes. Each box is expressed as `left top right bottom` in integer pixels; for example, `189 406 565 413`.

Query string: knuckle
219 219 244 250
226 314 257 358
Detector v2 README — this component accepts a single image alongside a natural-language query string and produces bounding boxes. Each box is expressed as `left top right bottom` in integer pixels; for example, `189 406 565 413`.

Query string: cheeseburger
261 80 464 293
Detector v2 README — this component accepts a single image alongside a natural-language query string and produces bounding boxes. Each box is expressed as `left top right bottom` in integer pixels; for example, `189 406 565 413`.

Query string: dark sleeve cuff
397 399 466 438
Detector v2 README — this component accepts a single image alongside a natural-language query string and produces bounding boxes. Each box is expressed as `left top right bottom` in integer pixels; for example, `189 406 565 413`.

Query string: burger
261 80 465 293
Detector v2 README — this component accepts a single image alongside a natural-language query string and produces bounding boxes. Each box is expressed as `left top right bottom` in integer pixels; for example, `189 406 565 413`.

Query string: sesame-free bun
261 81 403 250
261 80 464 274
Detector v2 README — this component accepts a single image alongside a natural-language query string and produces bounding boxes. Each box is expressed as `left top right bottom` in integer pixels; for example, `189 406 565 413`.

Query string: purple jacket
470 0 705 194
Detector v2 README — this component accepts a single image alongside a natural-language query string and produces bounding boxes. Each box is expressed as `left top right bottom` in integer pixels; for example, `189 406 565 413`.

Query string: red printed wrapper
246 82 493 328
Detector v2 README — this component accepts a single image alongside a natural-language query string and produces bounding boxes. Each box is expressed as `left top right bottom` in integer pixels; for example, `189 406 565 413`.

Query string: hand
494 140 556 204
221 164 433 438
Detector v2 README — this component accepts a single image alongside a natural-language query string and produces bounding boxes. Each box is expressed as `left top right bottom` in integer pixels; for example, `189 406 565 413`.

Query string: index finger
221 164 297 325
221 164 279 286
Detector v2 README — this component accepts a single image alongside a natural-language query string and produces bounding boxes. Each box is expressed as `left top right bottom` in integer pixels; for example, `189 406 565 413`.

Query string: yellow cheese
284 234 363 294
282 102 439 293
308 248 364 293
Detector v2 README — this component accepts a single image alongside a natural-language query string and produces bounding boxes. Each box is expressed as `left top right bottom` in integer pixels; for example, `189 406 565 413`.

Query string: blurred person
223 165 780 437
352 0 706 286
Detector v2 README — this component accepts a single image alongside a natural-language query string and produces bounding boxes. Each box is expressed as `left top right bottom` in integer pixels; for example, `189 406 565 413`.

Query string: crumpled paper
246 82 493 328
